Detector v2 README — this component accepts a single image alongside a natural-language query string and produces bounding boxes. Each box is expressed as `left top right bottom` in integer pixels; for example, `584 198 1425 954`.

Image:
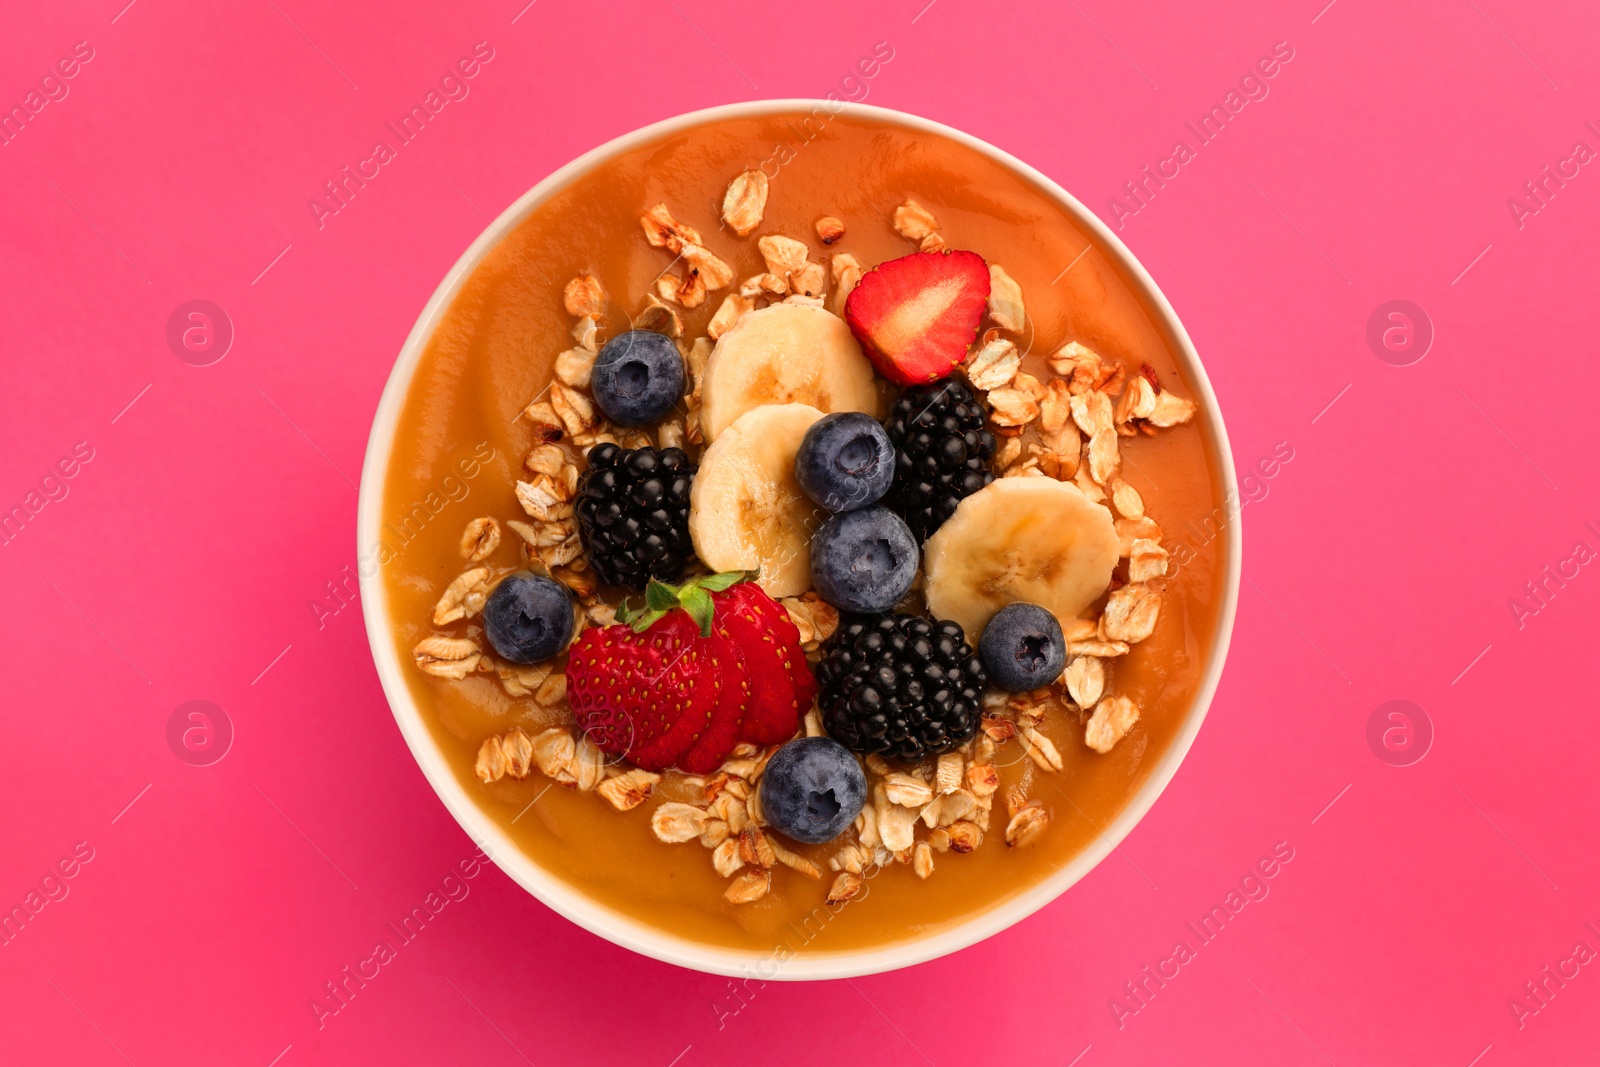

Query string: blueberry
810 506 919 614
590 330 684 426
482 572 575 664
794 412 895 511
978 602 1066 692
758 737 866 844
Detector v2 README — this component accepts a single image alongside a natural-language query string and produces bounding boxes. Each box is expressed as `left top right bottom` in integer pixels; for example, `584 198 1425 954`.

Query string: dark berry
978 602 1066 692
483 572 575 664
884 380 995 542
810 506 918 614
590 330 685 426
794 412 895 512
575 445 695 589
818 613 986 761
758 737 866 844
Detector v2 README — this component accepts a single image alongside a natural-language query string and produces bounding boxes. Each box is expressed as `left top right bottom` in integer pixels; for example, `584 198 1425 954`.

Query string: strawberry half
717 582 815 746
844 249 991 386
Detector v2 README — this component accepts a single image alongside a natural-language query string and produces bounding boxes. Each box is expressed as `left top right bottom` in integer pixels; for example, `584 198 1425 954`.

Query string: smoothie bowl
357 100 1240 979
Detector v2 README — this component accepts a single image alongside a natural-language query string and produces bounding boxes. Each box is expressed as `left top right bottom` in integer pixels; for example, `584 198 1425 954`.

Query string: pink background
2 0 1596 1063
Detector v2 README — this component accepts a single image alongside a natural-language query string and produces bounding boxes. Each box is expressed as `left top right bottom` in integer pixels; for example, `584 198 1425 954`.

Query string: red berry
718 583 816 746
677 621 749 774
566 573 817 772
844 250 991 386
567 628 657 757
568 612 721 771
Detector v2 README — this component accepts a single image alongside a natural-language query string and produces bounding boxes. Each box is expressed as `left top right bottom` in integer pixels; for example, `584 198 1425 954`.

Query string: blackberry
816 613 987 762
883 380 996 542
574 444 695 590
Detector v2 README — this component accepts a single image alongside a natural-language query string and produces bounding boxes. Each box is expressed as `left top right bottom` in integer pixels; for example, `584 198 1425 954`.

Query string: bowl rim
357 98 1242 981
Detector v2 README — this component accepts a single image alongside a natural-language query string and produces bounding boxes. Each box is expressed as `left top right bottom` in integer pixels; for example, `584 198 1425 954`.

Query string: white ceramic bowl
358 99 1241 980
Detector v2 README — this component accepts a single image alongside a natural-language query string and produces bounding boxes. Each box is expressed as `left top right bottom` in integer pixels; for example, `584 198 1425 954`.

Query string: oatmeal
380 112 1227 953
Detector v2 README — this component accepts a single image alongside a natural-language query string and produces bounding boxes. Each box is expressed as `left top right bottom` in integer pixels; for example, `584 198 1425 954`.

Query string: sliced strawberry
567 571 813 771
732 584 818 713
567 626 664 757
844 249 991 386
718 583 815 745
569 611 720 770
677 622 749 774
624 613 722 770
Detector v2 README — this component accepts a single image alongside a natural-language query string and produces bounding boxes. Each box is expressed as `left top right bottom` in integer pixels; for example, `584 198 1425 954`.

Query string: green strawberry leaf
625 607 669 633
694 569 758 593
615 596 642 624
644 579 680 613
680 585 715 637
619 571 753 636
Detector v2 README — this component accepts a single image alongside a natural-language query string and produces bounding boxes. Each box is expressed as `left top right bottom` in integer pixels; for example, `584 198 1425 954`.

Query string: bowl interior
357 99 1241 980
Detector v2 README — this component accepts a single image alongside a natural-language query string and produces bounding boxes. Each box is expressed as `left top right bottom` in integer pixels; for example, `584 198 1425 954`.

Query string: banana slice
690 403 828 597
923 477 1119 640
701 303 883 442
